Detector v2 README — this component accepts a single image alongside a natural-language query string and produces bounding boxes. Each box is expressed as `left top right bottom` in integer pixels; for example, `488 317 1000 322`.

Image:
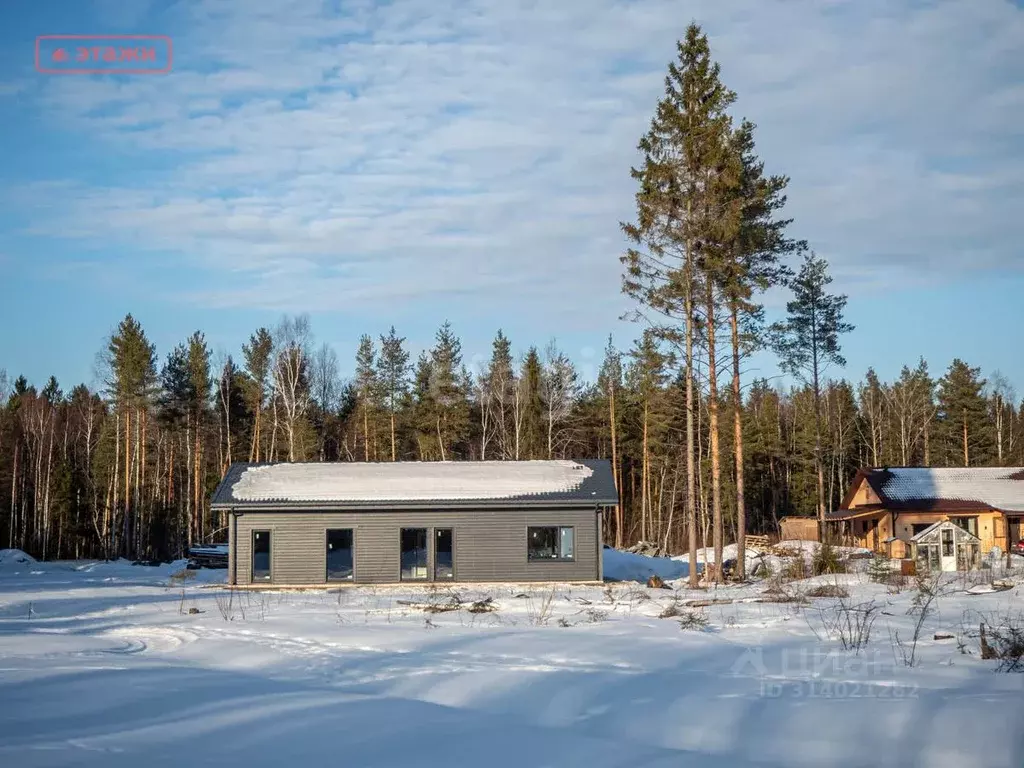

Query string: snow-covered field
2 548 1023 768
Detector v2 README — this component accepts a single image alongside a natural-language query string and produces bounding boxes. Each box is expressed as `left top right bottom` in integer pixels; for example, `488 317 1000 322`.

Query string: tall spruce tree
772 253 853 538
518 348 545 460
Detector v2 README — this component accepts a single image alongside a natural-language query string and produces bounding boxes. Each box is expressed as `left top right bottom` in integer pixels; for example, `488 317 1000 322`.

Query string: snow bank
233 460 594 502
603 547 690 582
0 549 37 568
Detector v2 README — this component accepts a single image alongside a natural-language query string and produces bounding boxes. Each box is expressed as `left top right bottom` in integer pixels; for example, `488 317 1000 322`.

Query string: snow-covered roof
857 467 1024 513
211 460 619 508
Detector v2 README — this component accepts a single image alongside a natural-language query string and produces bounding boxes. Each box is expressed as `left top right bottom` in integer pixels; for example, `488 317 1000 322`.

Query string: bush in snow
812 542 845 575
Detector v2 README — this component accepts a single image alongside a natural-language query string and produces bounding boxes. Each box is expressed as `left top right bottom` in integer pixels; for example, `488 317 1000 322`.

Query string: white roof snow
231 460 595 502
877 467 1024 513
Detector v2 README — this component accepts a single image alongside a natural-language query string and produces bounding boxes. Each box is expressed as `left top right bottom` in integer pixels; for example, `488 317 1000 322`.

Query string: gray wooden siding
229 507 601 585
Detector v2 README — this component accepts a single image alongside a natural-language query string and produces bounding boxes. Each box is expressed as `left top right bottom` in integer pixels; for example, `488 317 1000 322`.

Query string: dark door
435 528 454 580
252 530 271 581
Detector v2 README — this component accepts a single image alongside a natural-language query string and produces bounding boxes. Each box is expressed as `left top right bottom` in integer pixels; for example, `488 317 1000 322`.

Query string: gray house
211 459 618 586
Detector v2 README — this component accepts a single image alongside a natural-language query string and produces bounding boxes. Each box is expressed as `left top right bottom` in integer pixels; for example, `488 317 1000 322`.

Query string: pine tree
626 330 671 543
103 314 157 557
242 328 273 462
936 359 992 466
354 335 378 462
598 337 623 546
429 322 470 461
186 332 211 545
377 327 410 461
479 330 515 461
721 119 797 578
410 352 437 460
772 253 854 538
621 23 736 586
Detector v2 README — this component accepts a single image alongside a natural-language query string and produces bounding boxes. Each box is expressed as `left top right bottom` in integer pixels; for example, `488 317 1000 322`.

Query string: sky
1 0 1023 396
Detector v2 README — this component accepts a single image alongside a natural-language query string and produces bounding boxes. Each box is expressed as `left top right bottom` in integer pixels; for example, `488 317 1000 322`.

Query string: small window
435 528 454 580
252 530 271 581
326 529 353 581
911 523 932 536
401 528 428 580
527 526 575 561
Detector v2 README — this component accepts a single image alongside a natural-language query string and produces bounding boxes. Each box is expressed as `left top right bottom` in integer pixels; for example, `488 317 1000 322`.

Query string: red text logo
36 35 172 75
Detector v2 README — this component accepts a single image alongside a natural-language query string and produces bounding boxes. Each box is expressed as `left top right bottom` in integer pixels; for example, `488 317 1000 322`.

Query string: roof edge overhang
212 498 618 512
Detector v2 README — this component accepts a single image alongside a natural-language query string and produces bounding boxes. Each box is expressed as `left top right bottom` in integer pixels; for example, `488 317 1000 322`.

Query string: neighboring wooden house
826 467 1024 566
211 459 618 586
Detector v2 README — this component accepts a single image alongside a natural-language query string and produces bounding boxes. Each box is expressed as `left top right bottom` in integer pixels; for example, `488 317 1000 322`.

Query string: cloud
10 0 1024 320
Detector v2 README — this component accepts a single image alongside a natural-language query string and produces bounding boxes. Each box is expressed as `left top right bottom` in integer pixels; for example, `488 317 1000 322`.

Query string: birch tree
272 315 312 463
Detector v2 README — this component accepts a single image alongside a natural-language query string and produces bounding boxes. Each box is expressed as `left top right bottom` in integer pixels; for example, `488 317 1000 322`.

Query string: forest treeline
1 25 1017 571
0 318 1013 564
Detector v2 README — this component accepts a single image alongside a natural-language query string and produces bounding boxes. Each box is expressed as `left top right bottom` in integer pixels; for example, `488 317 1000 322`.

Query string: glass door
252 530 271 581
400 528 428 580
435 529 454 580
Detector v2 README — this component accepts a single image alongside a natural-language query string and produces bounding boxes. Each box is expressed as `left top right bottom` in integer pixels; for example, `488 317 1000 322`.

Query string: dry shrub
805 583 850 599
813 597 880 652
678 611 709 631
980 614 1024 672
812 542 845 576
658 600 683 619
782 558 808 581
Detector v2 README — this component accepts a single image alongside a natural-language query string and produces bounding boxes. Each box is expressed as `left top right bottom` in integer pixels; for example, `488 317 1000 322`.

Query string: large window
527 526 575 561
252 530 271 581
435 528 454 580
401 528 428 580
326 529 353 581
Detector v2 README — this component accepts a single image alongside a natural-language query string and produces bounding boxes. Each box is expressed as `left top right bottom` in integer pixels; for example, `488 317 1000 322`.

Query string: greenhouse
910 520 981 572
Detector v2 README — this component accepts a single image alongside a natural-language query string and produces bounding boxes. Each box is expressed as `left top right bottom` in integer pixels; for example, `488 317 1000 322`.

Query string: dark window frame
527 525 576 562
325 528 355 582
251 529 272 582
400 527 429 581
